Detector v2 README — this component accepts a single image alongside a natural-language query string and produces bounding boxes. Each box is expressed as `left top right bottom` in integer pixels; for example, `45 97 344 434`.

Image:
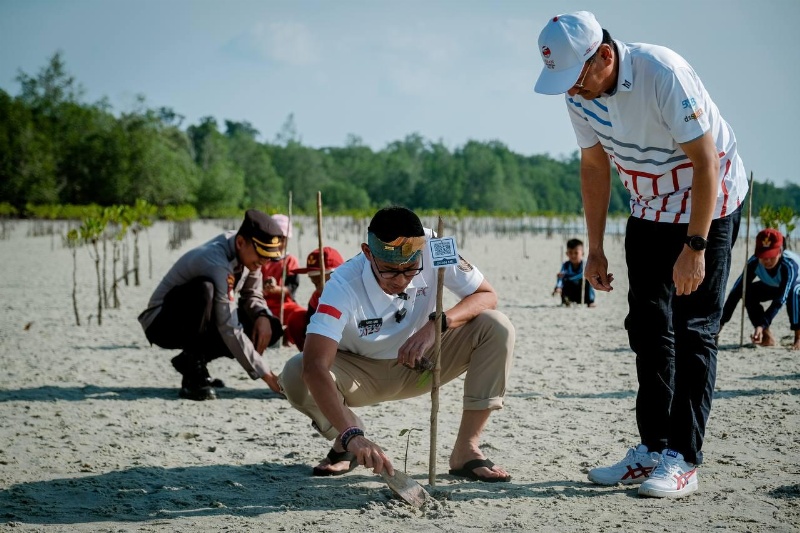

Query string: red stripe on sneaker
621 463 653 480
674 468 696 490
318 304 342 319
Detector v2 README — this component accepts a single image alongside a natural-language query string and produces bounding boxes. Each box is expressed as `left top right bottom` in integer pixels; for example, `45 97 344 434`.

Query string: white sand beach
0 217 797 532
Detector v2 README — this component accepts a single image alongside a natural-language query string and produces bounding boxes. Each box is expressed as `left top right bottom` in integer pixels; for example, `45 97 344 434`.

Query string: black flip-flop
312 448 359 477
448 458 511 482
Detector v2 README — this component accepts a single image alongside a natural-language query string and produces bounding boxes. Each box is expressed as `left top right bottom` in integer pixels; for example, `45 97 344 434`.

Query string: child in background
719 228 800 349
553 238 596 307
286 247 345 351
261 214 304 346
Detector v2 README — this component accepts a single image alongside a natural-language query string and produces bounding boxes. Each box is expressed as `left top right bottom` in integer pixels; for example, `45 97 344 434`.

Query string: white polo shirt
306 228 484 360
566 40 748 223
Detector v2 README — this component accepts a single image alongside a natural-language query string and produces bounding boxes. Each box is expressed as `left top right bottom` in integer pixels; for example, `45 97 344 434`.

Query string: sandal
312 447 359 477
448 458 511 482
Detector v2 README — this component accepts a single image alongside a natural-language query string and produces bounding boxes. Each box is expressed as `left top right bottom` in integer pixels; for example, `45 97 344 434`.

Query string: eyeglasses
370 253 424 280
573 56 595 91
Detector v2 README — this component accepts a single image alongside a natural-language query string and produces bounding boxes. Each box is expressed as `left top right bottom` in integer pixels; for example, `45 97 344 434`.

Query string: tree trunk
94 241 103 326
72 249 81 326
134 229 140 286
102 237 108 308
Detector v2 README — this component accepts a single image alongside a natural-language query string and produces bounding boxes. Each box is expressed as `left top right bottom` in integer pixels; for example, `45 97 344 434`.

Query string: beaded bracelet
340 426 365 451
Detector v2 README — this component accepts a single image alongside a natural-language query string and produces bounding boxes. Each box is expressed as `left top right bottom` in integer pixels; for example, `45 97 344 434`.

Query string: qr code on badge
431 239 454 258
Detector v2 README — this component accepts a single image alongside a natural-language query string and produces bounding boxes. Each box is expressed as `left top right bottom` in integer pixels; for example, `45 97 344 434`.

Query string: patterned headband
367 232 426 264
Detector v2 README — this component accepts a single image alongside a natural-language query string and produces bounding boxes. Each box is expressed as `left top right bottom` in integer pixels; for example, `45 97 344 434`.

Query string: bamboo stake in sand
581 212 587 306
429 216 445 486
279 191 293 326
316 192 326 290
739 171 755 347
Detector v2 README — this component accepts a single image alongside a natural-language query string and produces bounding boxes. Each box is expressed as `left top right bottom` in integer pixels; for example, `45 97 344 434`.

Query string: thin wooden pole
580 212 587 306
739 172 755 347
316 192 326 289
429 216 445 486
280 191 293 326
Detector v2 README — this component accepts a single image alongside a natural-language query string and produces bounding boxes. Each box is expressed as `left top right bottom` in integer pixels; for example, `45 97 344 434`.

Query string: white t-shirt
306 229 484 359
567 40 748 223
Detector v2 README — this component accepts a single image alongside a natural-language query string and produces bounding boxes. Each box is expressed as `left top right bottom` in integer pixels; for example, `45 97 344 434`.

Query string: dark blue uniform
721 250 800 330
555 260 595 305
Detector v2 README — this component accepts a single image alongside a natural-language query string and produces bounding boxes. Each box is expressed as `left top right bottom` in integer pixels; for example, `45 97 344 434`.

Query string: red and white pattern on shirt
613 153 739 223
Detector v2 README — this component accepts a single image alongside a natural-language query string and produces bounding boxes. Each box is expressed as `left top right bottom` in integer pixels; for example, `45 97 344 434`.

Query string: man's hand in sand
262 371 282 394
345 435 395 476
585 251 614 292
751 326 776 347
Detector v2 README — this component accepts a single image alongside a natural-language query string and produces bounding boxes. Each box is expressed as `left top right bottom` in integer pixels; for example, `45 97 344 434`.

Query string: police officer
139 209 284 400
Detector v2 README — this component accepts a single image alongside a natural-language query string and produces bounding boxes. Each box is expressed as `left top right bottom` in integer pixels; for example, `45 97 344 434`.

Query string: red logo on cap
542 46 551 58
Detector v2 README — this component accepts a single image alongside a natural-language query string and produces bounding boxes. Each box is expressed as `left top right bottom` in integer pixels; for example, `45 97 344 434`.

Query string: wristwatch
685 235 708 251
429 311 448 332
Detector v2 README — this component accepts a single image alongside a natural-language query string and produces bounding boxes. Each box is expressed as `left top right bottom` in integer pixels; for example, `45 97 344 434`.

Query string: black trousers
145 278 280 366
625 206 740 465
561 279 595 305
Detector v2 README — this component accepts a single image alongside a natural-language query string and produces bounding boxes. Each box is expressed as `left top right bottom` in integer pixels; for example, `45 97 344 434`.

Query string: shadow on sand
0 385 283 403
0 462 641 526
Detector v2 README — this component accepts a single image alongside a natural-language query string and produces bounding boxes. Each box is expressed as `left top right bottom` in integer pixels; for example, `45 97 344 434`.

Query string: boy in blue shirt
720 228 800 349
553 238 596 307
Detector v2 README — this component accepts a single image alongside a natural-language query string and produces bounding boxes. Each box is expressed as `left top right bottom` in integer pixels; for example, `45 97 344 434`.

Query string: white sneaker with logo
587 444 660 485
638 449 698 498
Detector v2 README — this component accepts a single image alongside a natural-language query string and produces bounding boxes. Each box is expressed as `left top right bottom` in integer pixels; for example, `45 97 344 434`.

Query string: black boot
171 352 217 401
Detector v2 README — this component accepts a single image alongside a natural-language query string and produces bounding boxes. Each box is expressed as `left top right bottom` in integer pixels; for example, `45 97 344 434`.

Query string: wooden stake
739 171 755 347
429 216 445 486
581 212 587 306
280 191 293 326
316 192 326 290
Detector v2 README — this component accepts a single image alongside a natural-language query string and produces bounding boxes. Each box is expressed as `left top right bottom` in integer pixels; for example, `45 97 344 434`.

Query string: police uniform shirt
566 39 748 223
306 228 484 360
138 231 272 379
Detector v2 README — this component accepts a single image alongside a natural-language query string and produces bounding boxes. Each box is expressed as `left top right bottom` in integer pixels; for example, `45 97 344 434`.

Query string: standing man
534 12 748 498
279 206 515 482
138 209 284 400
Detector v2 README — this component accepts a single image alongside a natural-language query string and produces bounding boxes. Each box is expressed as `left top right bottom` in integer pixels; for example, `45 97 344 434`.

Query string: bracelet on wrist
340 426 365 451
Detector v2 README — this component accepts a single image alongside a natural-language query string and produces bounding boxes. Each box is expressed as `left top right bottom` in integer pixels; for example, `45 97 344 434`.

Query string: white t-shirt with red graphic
306 229 483 360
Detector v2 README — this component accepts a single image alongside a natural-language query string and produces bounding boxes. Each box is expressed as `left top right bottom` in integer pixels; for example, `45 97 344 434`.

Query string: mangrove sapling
65 229 81 326
131 200 156 286
79 217 106 326
399 428 421 472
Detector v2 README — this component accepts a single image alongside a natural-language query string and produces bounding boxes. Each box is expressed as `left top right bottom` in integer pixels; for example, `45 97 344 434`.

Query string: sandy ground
0 217 798 532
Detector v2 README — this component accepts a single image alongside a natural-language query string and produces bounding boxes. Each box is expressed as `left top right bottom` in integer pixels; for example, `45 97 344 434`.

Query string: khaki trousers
280 309 515 440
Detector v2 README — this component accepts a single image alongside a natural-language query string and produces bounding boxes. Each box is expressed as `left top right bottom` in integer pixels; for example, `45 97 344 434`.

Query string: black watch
429 311 448 332
685 235 708 251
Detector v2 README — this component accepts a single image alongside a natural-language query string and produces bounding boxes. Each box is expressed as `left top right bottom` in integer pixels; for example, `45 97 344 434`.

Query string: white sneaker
638 449 698 498
587 444 659 485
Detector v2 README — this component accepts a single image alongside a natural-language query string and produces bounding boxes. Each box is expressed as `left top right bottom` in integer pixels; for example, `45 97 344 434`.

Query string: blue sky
1 0 798 185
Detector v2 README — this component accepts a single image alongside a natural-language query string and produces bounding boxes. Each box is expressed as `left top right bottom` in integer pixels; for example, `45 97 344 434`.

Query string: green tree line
1 53 796 217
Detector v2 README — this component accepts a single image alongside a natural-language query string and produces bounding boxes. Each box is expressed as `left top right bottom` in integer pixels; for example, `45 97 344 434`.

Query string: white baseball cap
534 11 603 95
